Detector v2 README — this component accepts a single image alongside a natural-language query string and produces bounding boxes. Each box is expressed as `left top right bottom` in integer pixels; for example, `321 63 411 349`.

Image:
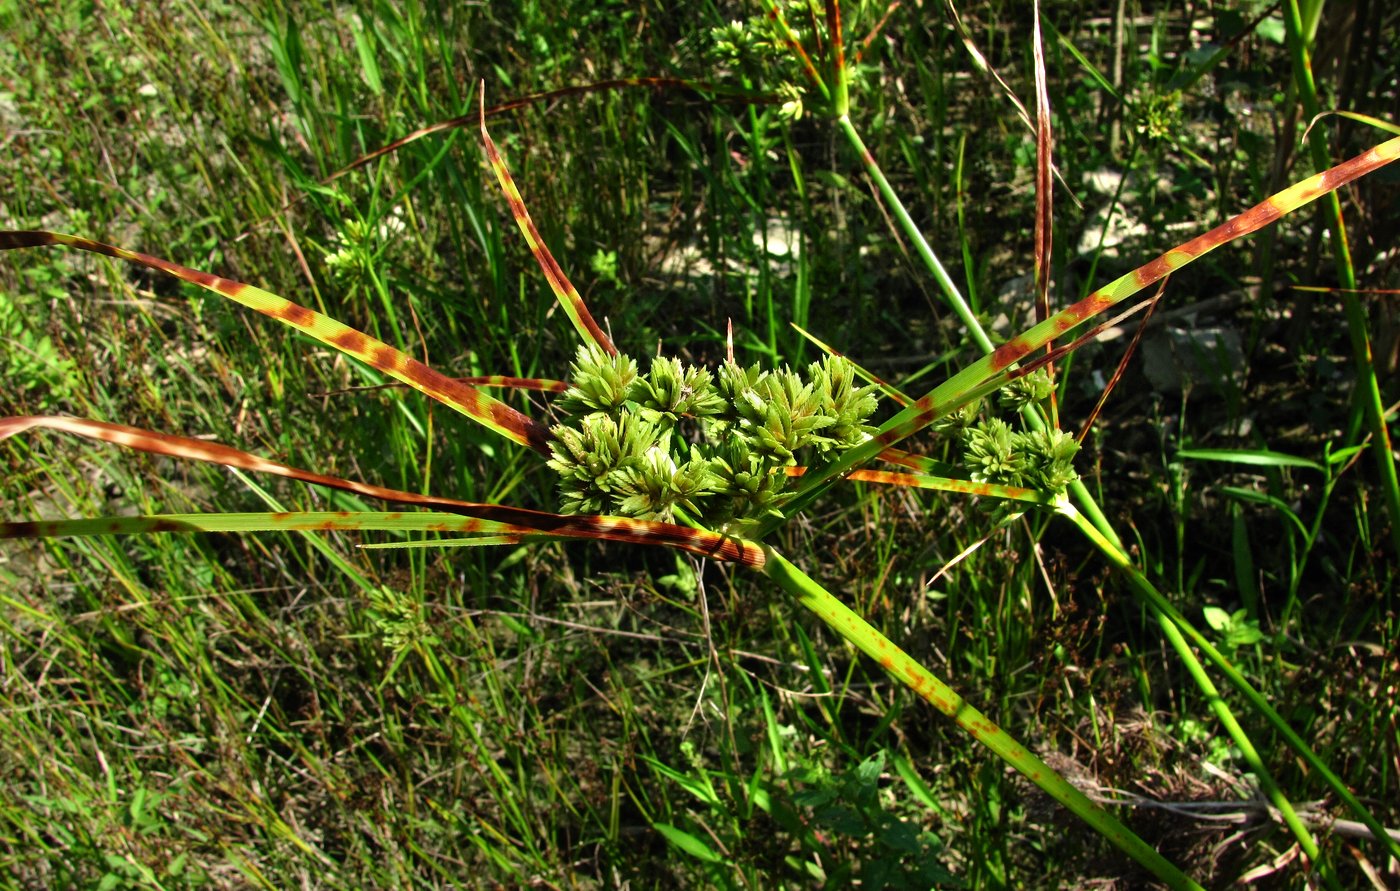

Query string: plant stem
1062 503 1400 862
829 106 1400 864
1150 610 1336 887
1282 0 1400 562
835 114 991 352
828 115 1131 546
760 546 1205 891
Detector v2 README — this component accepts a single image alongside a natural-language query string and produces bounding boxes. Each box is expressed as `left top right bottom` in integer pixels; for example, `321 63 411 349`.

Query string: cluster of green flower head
935 370 1081 495
547 344 880 530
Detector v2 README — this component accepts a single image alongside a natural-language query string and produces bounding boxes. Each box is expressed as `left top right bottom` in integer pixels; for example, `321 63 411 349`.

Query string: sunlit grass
2 1 1397 887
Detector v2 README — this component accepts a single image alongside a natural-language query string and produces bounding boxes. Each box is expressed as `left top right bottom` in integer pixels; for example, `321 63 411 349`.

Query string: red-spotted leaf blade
761 0 825 91
0 512 523 539
824 0 848 113
479 87 616 355
871 448 956 476
774 135 1400 522
0 416 764 566
876 136 1400 449
358 534 526 550
849 469 1051 505
0 231 551 453
320 375 568 399
1032 0 1054 330
785 464 1043 503
459 375 568 392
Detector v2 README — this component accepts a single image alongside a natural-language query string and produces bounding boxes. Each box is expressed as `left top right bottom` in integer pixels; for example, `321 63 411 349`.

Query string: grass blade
0 415 764 564
840 470 1054 505
1177 448 1325 472
321 375 568 399
777 136 1400 522
479 85 616 355
1032 0 1054 332
0 231 551 452
1063 503 1400 862
1282 0 1400 561
762 546 1204 891
1 511 522 538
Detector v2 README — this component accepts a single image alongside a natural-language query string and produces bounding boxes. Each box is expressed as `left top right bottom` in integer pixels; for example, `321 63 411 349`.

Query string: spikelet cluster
936 369 1080 494
547 345 879 530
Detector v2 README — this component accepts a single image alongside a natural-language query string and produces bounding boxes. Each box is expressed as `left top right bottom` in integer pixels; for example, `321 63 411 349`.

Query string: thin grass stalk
819 132 1400 536
760 546 1205 891
0 232 552 453
833 115 990 352
6 11 1391 878
818 72 1392 860
1149 610 1336 887
759 0 829 100
416 641 543 863
824 0 848 116
1061 503 1400 861
1281 0 1400 562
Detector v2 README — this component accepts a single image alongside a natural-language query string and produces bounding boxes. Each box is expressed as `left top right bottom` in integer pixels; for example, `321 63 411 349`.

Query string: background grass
2 0 1398 887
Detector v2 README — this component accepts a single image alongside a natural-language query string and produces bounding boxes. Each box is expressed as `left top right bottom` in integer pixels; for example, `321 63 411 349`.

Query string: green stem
805 28 1395 869
1282 0 1400 562
1063 503 1400 862
760 546 1204 891
785 115 1114 553
827 107 1400 866
1150 611 1336 887
834 114 991 352
837 114 1122 549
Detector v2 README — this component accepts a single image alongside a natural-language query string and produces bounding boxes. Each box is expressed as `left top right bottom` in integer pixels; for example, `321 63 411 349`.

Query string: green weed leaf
653 822 723 863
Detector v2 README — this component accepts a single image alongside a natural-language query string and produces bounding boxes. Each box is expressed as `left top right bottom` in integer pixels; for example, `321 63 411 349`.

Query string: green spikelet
548 348 880 524
558 343 639 418
998 369 1054 411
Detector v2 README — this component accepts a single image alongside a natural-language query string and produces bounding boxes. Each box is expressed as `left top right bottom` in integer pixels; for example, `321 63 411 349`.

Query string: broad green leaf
1202 606 1231 633
1178 448 1324 472
652 823 723 863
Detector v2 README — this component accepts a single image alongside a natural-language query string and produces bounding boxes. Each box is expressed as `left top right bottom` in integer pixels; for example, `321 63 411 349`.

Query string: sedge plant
4 4 1399 887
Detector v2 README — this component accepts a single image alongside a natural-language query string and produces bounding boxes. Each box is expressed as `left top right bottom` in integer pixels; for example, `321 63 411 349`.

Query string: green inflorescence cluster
547 344 880 530
935 369 1081 494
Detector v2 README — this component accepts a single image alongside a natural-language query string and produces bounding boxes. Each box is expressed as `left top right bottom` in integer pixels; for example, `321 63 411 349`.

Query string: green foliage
1130 87 1185 144
1172 718 1242 768
3 0 1396 887
365 585 440 654
705 4 852 121
790 751 961 889
707 13 792 76
647 729 960 889
323 208 407 284
1 270 77 403
1202 605 1264 651
547 345 879 526
556 343 640 417
997 369 1055 411
588 248 619 284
